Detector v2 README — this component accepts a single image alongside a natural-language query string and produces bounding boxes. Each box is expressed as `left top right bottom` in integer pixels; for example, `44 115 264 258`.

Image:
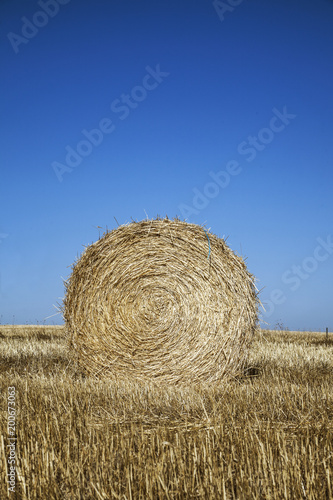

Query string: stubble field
0 325 332 499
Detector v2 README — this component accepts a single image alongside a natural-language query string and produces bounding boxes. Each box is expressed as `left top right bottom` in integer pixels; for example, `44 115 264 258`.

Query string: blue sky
1 0 332 330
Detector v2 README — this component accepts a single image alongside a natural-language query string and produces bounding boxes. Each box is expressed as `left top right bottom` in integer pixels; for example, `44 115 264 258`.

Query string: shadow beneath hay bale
238 363 262 379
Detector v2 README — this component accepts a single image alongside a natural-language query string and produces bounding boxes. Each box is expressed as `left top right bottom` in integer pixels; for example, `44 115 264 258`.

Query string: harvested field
0 326 332 499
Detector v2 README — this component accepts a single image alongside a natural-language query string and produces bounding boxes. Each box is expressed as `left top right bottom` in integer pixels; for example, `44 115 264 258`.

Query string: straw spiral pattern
64 218 258 384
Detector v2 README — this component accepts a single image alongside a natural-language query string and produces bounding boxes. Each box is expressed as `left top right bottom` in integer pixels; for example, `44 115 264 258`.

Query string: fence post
326 327 329 341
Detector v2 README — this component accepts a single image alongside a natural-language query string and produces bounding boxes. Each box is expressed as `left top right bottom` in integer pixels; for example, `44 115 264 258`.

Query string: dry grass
0 326 332 499
64 218 259 384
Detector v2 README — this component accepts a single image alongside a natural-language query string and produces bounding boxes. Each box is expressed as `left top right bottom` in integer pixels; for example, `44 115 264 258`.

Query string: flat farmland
0 326 332 499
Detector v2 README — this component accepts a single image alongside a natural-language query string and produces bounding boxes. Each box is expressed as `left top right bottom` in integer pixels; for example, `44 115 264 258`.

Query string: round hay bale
64 218 259 384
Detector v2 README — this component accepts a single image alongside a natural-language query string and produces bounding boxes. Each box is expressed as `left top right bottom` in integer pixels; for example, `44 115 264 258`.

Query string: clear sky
1 0 332 330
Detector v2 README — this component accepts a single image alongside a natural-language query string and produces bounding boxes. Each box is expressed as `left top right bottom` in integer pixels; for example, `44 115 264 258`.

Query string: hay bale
64 218 258 384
